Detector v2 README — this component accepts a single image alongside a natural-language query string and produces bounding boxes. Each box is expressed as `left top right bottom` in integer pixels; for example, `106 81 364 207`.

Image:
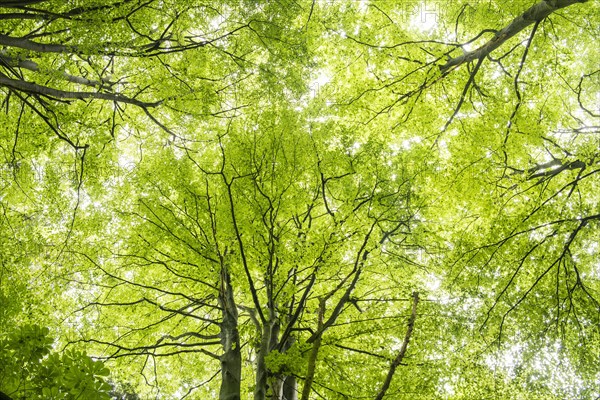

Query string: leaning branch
0 72 161 107
0 0 46 8
440 0 589 73
0 52 112 88
507 158 595 180
375 291 419 400
306 223 375 344
0 33 75 53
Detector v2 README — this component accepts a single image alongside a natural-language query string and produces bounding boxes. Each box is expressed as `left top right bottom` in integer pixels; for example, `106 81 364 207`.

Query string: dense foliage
0 0 598 399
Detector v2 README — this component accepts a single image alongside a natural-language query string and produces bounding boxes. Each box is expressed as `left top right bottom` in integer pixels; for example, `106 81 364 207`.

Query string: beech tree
0 0 598 399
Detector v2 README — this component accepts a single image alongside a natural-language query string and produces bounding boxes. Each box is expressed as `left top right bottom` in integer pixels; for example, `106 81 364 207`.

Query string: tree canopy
0 0 598 399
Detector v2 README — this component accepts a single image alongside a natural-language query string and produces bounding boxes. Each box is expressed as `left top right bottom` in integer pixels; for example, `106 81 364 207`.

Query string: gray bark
440 0 589 73
255 315 286 400
282 376 297 400
0 33 76 54
0 52 111 88
0 72 160 107
266 326 296 400
300 299 325 400
280 336 298 400
219 263 241 400
254 321 274 400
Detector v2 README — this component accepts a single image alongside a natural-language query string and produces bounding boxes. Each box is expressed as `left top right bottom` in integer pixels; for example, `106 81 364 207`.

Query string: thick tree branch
440 0 589 73
0 0 46 7
508 158 593 180
0 52 112 87
0 33 76 53
0 72 160 107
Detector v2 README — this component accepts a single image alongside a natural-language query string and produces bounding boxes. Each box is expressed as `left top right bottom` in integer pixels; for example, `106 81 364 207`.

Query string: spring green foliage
0 0 598 399
0 325 111 400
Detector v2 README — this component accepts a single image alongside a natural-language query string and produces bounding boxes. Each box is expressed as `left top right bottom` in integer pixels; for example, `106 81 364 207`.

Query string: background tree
64 96 424 398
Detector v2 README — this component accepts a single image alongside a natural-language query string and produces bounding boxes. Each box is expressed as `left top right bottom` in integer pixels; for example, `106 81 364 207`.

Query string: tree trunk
282 376 297 400
300 299 325 400
268 333 296 400
219 263 241 400
269 377 284 400
254 321 273 400
255 316 283 400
